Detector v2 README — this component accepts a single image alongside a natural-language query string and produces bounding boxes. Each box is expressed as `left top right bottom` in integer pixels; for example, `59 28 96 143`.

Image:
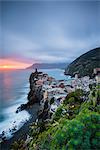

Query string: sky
0 0 100 69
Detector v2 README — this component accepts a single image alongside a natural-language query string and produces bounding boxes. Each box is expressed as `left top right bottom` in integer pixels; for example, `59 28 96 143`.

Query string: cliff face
16 71 43 113
65 47 100 77
27 71 43 104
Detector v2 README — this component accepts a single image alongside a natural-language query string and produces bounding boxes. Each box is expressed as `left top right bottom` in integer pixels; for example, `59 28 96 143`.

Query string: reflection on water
0 70 31 108
2 72 13 102
0 69 32 123
0 69 68 110
0 69 69 139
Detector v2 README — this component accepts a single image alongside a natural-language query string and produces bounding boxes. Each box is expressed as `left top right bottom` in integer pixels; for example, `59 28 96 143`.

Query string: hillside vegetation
65 47 100 77
11 85 100 150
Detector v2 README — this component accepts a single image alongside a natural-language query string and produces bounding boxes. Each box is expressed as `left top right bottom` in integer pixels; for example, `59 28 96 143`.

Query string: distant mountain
65 47 100 77
26 63 68 69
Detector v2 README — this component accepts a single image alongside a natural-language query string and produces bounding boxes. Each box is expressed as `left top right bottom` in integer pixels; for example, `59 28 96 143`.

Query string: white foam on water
0 109 30 139
0 83 31 140
0 70 70 140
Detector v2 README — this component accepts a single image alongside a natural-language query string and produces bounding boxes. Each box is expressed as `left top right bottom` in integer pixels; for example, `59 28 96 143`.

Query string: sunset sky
0 0 100 69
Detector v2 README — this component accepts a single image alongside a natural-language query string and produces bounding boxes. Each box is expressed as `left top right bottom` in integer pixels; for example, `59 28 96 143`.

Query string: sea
0 69 71 139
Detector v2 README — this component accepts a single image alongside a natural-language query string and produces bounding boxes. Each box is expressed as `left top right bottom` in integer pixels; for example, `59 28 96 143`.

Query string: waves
0 83 30 140
0 69 71 140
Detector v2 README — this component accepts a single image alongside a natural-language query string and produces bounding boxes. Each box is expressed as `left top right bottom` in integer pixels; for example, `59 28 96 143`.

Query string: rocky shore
0 69 98 149
14 69 97 130
16 69 96 121
0 104 40 150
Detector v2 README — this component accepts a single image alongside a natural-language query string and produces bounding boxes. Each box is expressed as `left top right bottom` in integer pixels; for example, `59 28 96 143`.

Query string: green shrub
11 140 25 150
67 97 75 104
64 89 84 105
50 97 55 105
29 95 100 150
49 111 100 150
13 88 99 150
53 105 64 121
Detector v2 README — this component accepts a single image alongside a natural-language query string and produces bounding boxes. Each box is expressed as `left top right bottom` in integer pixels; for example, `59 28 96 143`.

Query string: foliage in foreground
29 87 100 150
30 109 100 150
11 86 100 150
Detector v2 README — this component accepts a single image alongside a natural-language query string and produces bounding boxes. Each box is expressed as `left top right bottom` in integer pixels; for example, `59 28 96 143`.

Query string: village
0 68 99 143
34 68 100 115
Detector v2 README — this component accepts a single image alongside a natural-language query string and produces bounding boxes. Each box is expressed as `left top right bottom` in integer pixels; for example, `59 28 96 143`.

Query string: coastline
0 69 97 150
0 103 40 150
0 69 67 150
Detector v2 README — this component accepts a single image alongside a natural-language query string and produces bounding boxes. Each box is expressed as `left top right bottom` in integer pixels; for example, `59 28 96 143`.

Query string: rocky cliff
65 47 100 77
16 70 43 113
27 70 43 104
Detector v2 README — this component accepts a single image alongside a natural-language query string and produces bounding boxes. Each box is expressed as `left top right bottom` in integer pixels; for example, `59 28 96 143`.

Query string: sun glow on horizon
3 65 10 69
0 59 32 69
